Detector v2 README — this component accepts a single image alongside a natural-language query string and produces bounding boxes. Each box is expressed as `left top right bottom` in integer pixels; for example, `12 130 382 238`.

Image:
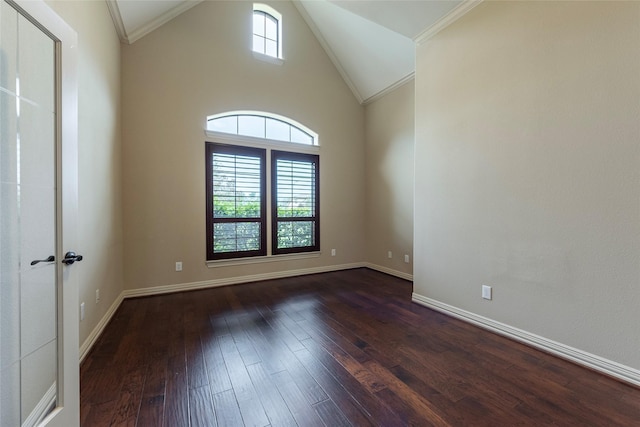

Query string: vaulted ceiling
107 0 477 104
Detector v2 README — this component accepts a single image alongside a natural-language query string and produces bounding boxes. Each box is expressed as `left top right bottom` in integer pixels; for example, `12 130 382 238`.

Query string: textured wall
121 0 365 290
414 1 640 369
47 0 124 350
364 80 414 277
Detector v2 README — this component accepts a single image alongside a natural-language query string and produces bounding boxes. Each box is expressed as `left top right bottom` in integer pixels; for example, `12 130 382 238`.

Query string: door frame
6 1 80 425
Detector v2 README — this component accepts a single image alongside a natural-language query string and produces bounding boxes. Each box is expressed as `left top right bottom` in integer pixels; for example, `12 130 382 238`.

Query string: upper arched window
253 4 282 59
207 112 318 146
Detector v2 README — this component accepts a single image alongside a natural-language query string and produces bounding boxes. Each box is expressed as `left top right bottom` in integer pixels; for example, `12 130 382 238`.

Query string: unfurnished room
1 0 639 426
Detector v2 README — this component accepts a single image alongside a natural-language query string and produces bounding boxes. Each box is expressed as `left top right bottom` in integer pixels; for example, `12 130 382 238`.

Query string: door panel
1 0 79 426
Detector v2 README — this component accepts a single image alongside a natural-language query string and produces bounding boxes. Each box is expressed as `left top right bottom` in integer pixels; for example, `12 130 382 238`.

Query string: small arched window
207 112 318 146
253 4 282 59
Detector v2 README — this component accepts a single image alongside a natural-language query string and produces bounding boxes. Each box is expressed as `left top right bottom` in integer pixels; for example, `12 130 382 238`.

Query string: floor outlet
388 251 392 259
176 261 183 271
331 249 336 256
404 254 410 263
482 285 492 300
95 289 100 304
80 302 85 321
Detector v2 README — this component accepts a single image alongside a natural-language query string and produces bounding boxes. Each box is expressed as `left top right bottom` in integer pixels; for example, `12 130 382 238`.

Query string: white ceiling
107 0 473 104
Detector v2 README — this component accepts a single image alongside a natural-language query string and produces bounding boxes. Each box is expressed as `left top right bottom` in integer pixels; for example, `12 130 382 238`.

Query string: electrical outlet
95 289 100 304
331 249 336 256
80 302 85 321
176 261 183 272
404 254 410 263
388 251 392 259
482 285 492 300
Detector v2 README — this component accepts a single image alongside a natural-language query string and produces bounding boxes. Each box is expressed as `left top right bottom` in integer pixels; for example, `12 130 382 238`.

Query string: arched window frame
205 111 319 151
252 3 283 61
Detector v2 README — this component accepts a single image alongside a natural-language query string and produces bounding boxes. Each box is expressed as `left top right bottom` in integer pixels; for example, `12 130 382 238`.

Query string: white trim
412 293 640 388
253 3 283 60
252 50 284 65
23 382 56 427
207 251 321 268
414 0 483 45
125 263 365 299
105 0 127 44
364 263 413 281
291 0 364 105
205 131 320 154
206 110 319 146
79 263 364 362
107 0 203 44
362 73 415 106
79 292 124 362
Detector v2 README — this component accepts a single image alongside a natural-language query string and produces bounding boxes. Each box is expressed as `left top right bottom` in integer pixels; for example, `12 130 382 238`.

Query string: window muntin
206 143 266 260
253 4 282 59
207 112 318 146
272 151 320 254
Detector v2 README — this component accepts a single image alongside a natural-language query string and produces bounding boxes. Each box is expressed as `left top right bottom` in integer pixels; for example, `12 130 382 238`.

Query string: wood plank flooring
80 268 640 426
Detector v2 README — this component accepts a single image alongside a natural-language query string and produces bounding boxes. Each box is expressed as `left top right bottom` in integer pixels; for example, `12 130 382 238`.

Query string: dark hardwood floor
80 268 640 426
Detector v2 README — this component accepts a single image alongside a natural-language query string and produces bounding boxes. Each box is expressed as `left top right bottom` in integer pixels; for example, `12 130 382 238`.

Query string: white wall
121 0 365 290
414 1 640 371
364 81 414 277
46 0 124 348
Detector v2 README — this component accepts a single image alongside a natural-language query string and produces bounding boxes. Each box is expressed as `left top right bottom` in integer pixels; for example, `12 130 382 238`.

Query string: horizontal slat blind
206 144 266 259
272 151 319 253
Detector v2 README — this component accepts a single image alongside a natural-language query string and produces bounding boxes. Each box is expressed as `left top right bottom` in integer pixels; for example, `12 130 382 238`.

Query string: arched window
253 4 282 59
205 112 320 262
206 111 318 146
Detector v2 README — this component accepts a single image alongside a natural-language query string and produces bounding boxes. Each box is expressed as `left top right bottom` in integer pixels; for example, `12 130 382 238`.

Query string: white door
1 1 79 426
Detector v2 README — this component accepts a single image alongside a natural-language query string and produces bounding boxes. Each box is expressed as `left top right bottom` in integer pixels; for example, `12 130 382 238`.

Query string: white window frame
206 111 319 147
252 3 283 63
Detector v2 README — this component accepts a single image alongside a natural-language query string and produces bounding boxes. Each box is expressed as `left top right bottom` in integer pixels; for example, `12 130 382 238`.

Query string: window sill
252 51 284 65
206 251 320 268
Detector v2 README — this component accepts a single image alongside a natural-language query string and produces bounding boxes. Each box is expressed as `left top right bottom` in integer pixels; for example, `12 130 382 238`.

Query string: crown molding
106 0 127 44
107 0 203 44
414 0 483 45
126 0 202 44
292 0 364 105
362 72 414 106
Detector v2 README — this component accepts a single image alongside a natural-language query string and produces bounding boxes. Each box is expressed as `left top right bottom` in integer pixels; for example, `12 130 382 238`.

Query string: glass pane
208 116 237 134
252 35 264 54
265 39 278 58
212 153 262 218
265 15 278 41
213 222 261 253
277 221 315 249
1 8 58 424
276 159 315 218
265 118 289 142
253 12 265 37
290 126 313 145
238 115 265 139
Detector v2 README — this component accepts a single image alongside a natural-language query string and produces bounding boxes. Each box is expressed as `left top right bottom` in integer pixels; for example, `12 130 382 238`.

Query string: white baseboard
79 292 124 362
412 292 640 388
79 262 365 362
364 263 413 281
122 262 366 298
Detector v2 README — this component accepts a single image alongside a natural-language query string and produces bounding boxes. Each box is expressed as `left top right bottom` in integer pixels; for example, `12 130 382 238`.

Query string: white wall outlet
80 302 85 321
404 254 410 263
388 251 392 259
331 249 336 256
176 261 183 271
482 285 492 300
95 289 100 304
